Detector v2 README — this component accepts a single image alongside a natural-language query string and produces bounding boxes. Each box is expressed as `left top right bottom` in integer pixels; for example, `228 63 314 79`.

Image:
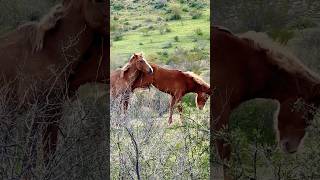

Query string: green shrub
182 7 189 12
112 3 124 11
190 10 202 19
230 99 278 146
189 1 206 9
168 3 182 20
268 28 295 45
113 32 123 41
145 18 153 23
182 93 196 107
140 27 151 36
154 0 167 9
159 23 171 35
162 42 172 49
194 28 203 36
174 36 179 42
113 16 119 21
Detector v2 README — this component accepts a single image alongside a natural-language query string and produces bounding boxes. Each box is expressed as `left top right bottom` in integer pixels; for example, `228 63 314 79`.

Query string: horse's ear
120 63 131 78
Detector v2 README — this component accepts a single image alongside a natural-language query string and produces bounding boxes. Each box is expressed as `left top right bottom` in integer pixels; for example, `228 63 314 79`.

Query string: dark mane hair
212 25 233 34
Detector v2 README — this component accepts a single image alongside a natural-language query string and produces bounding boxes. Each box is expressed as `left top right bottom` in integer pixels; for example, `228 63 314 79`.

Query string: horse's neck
259 72 317 103
125 68 140 84
191 80 208 94
45 6 94 61
151 64 164 87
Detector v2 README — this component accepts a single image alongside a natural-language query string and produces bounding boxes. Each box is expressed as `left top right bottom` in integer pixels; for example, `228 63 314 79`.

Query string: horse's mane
13 3 65 52
15 22 38 47
184 71 209 88
239 31 320 83
212 25 233 34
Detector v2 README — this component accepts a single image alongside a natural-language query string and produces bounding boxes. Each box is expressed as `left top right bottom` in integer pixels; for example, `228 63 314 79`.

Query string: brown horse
111 53 153 111
132 63 211 124
0 0 107 171
30 3 108 98
212 26 320 178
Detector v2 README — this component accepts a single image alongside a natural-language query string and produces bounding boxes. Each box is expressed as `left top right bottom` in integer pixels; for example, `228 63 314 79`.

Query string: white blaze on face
142 57 153 73
196 92 208 110
129 54 135 61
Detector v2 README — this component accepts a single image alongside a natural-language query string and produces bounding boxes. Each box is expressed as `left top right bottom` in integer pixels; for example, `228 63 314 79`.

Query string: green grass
111 9 210 66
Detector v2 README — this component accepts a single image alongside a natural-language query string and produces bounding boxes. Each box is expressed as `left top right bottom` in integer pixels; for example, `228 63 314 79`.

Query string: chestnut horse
0 0 107 173
111 53 153 111
212 25 320 179
132 63 211 124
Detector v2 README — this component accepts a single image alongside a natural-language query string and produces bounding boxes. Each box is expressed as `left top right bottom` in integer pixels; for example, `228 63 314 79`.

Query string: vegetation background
110 0 210 179
213 0 320 179
3 0 319 179
0 0 109 179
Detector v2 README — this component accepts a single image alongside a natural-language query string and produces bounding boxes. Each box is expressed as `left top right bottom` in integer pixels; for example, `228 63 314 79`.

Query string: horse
211 25 320 179
30 3 108 98
132 63 211 124
110 53 153 111
0 0 107 172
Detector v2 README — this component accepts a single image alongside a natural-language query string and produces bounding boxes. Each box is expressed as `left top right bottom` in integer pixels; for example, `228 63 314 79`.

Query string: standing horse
30 3 108 98
211 26 320 179
111 53 153 111
132 63 211 124
0 0 107 171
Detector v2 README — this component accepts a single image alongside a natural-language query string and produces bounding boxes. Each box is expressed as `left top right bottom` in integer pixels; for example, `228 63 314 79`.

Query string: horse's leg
42 103 62 166
211 90 232 180
123 98 129 112
168 95 182 124
177 102 183 124
22 119 39 179
168 96 175 124
121 92 130 113
42 120 59 165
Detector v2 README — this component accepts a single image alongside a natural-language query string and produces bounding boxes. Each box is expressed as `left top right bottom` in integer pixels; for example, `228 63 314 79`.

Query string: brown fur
211 26 320 179
132 63 211 124
0 0 107 170
111 53 153 111
68 35 107 96
27 2 107 97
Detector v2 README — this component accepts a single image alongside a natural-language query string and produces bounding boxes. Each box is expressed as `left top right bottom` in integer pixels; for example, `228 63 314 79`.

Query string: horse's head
276 98 308 153
65 0 107 36
277 83 320 154
120 53 153 79
129 53 153 75
196 92 210 110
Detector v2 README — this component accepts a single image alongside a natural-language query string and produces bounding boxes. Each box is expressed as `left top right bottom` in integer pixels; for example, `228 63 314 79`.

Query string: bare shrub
111 88 210 179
